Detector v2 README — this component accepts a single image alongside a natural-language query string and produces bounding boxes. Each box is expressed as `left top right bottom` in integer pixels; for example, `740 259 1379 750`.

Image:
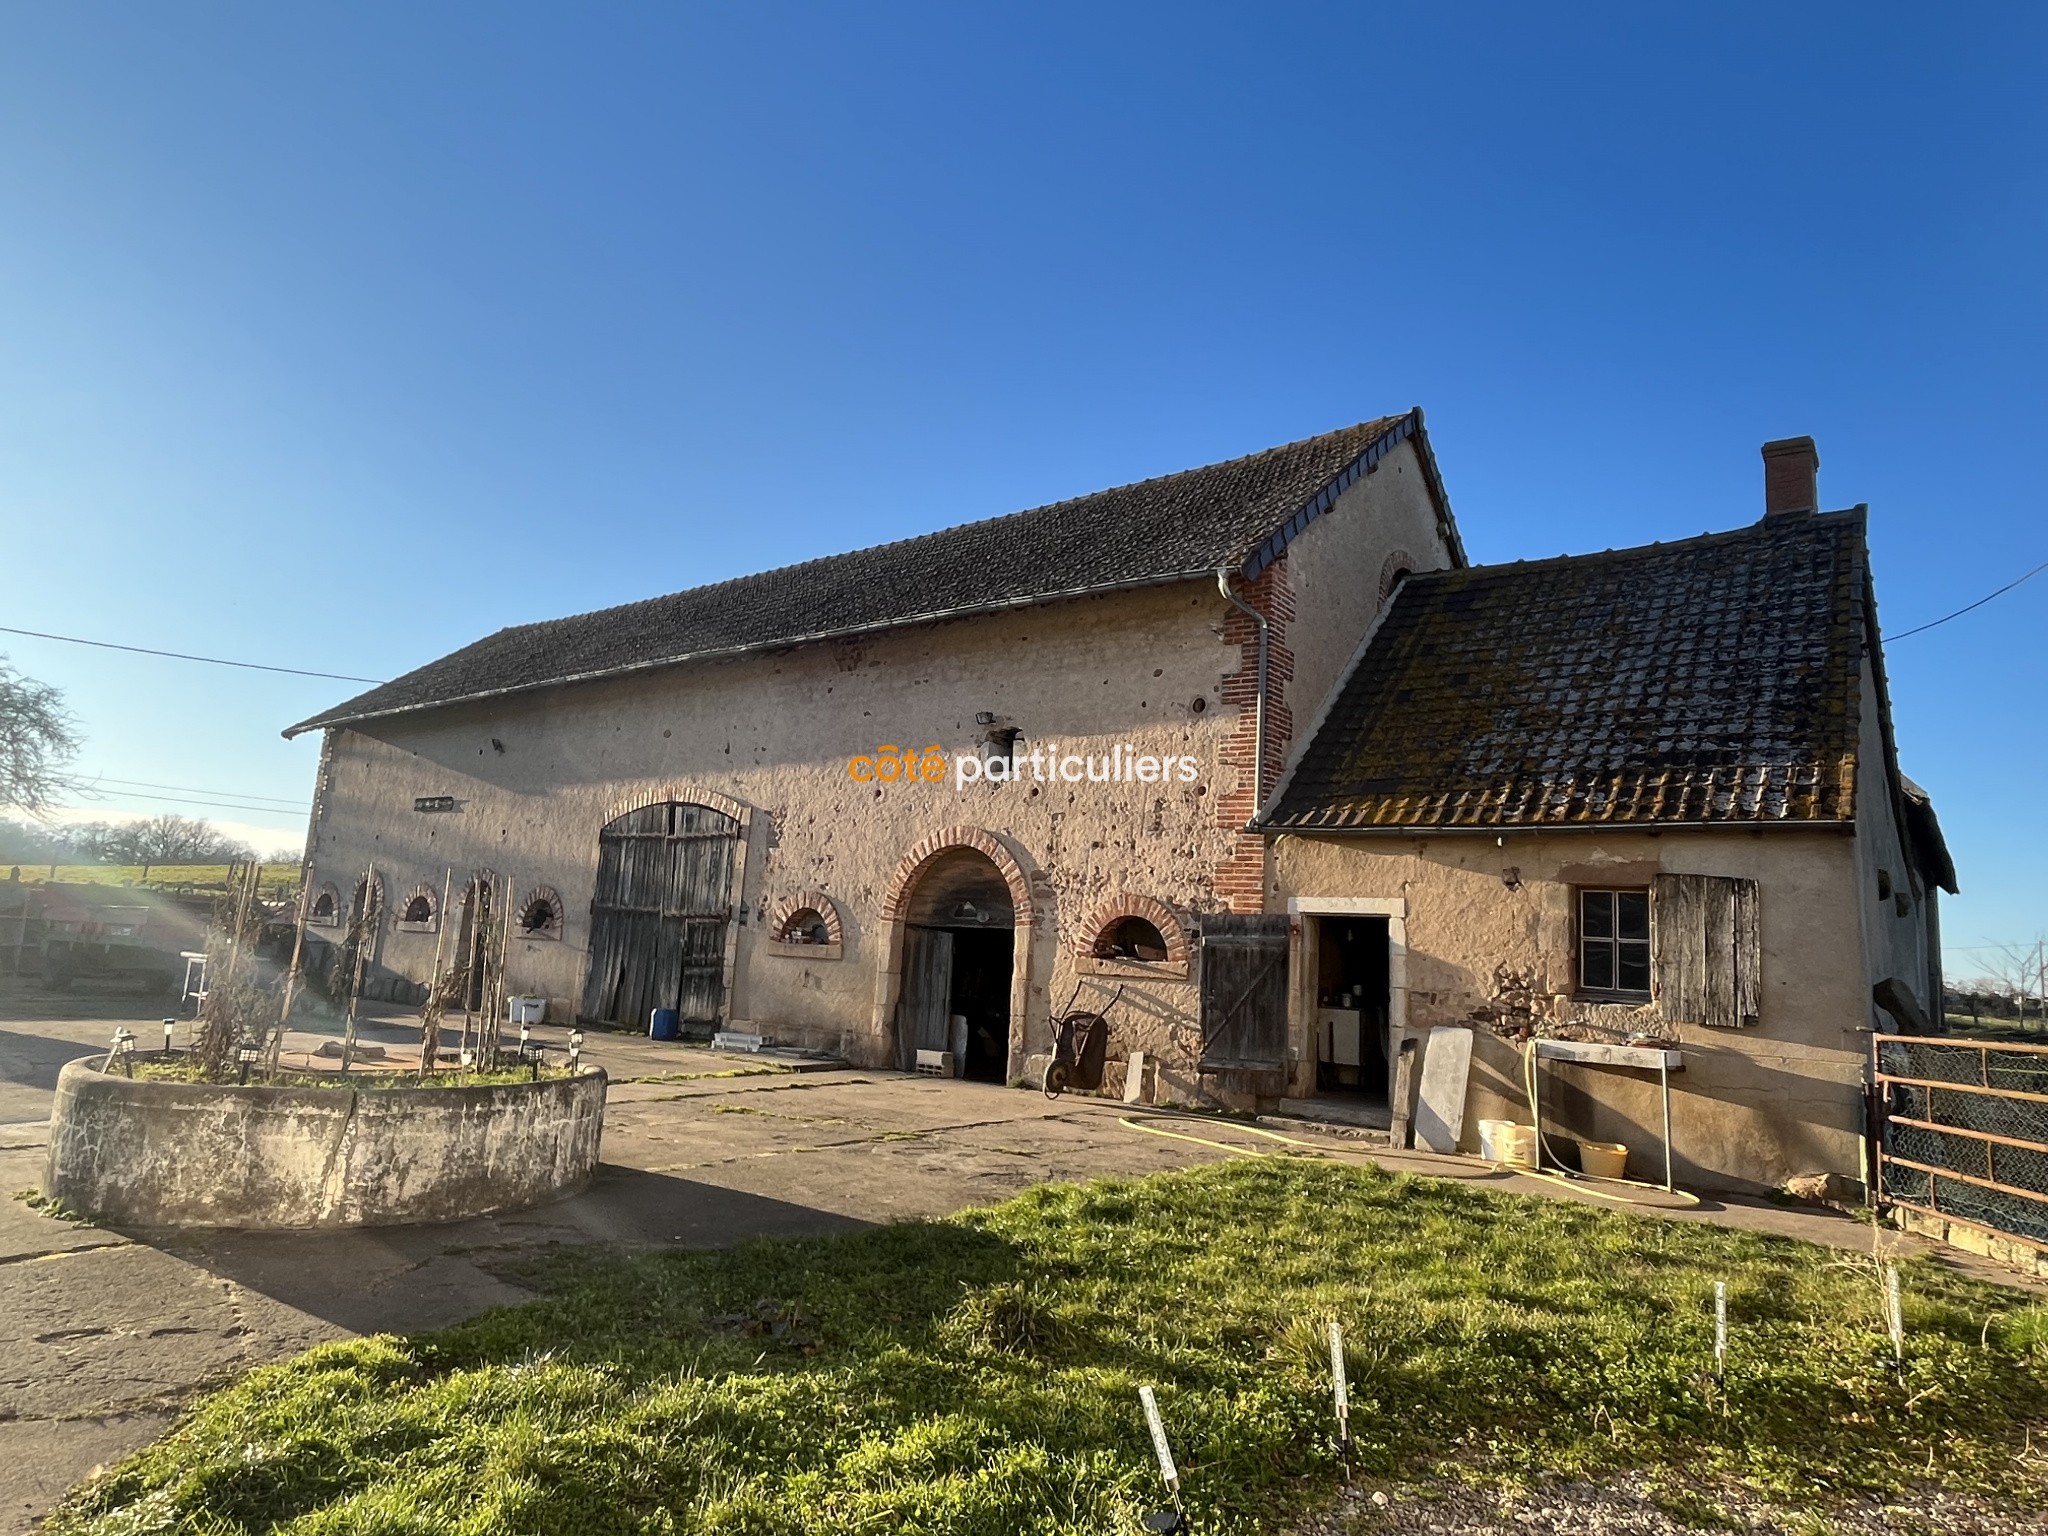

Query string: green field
46 1158 2048 1535
1 863 300 897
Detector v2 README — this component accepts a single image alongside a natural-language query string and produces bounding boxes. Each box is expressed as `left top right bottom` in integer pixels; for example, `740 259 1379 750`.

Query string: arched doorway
579 801 741 1030
878 828 1035 1083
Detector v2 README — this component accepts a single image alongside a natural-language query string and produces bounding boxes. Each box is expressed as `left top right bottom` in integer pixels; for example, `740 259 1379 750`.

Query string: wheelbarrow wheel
1042 1059 1070 1100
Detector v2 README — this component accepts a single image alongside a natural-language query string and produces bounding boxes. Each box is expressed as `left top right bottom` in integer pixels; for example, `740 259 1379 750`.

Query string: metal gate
580 801 739 1029
1875 1032 2048 1252
1199 914 1291 1075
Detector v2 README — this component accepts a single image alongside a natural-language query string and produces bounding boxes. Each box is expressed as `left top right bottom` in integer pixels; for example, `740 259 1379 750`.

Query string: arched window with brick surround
397 884 439 933
308 882 341 928
517 886 565 941
1075 894 1192 978
767 890 844 959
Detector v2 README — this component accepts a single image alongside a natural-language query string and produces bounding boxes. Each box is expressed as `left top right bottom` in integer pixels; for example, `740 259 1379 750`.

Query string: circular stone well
43 1060 607 1229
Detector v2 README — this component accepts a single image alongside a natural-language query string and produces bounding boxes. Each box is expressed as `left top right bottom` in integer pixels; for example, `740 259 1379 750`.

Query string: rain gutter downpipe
1217 567 1269 814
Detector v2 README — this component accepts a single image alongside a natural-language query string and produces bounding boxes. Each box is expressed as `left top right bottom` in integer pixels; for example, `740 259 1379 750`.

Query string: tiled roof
1265 511 1869 830
287 413 1429 736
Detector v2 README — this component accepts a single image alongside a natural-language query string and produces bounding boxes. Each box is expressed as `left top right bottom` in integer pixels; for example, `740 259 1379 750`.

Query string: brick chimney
1761 436 1819 519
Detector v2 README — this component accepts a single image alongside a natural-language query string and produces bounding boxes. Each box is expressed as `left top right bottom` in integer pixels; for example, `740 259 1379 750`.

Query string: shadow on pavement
114 1163 875 1337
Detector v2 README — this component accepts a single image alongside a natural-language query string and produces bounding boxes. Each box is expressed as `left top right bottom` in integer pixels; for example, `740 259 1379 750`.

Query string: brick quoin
1212 557 1294 913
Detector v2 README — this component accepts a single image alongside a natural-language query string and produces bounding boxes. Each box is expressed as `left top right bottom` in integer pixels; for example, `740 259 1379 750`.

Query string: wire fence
1875 1034 2048 1247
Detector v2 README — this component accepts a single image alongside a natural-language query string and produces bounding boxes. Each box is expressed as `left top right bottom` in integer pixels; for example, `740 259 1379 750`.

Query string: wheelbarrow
1043 983 1122 1100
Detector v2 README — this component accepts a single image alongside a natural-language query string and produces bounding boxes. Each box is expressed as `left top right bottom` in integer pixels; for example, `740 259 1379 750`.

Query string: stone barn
286 410 1463 1099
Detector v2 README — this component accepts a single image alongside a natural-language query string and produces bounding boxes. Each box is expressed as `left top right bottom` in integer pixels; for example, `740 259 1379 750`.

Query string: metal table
1530 1038 1684 1191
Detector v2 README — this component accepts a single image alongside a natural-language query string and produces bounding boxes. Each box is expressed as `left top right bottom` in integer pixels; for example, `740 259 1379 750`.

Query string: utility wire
0 624 387 684
78 774 309 808
62 789 310 818
1889 558 2048 641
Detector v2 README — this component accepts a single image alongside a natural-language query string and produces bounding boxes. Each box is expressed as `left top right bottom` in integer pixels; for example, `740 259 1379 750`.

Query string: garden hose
1513 1039 1703 1209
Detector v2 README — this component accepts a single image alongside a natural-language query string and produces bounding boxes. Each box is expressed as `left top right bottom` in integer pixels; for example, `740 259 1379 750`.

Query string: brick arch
517 884 565 941
870 826 1038 1079
880 825 1035 929
1075 892 1191 968
771 889 844 946
1378 549 1416 604
600 784 753 832
308 881 342 928
397 882 440 932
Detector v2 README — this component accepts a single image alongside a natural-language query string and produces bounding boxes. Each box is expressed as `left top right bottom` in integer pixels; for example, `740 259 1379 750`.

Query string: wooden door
896 925 954 1070
1199 914 1291 1070
580 802 740 1029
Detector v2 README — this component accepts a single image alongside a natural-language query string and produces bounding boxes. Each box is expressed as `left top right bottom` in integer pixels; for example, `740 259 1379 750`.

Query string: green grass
46 1160 2048 1535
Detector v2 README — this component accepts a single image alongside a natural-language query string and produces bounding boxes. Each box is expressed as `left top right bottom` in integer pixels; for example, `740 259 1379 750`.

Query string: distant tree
0 657 79 815
0 815 77 863
71 814 257 865
264 844 306 867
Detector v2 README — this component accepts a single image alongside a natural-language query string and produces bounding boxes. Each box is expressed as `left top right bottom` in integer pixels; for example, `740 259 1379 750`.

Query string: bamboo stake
420 867 454 1074
272 851 316 1069
341 865 377 1071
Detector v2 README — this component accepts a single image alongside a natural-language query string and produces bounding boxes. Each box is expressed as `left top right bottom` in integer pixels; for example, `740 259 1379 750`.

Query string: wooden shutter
1198 915 1291 1068
1652 873 1760 1028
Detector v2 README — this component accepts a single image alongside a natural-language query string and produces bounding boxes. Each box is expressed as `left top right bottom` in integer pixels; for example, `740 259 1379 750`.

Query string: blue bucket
649 1007 680 1041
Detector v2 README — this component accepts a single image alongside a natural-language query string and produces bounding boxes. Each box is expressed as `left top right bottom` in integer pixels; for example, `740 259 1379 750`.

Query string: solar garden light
162 1017 176 1055
235 1043 263 1084
1329 1319 1352 1460
1137 1385 1187 1533
1713 1281 1728 1385
568 1030 584 1071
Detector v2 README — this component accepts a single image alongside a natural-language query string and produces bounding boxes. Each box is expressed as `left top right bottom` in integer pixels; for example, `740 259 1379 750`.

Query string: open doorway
894 846 1015 1082
1313 913 1390 1100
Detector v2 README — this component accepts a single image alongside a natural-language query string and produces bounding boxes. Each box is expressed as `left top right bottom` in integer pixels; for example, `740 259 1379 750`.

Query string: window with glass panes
1579 888 1650 996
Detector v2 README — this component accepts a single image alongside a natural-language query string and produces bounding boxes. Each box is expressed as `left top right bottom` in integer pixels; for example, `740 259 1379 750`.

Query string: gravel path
1296 1475 2040 1535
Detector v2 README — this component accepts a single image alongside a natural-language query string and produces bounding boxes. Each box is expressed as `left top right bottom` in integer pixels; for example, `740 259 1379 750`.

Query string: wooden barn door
895 926 954 1071
1199 914 1291 1076
580 802 740 1029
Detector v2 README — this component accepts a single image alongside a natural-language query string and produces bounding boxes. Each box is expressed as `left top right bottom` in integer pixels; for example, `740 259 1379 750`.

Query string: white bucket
507 995 547 1025
1477 1118 1515 1163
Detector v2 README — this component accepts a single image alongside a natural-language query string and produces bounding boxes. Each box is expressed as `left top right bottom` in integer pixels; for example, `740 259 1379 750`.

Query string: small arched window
1095 915 1170 962
308 883 340 928
518 886 564 941
397 885 438 933
777 908 832 945
766 891 844 958
1074 894 1190 977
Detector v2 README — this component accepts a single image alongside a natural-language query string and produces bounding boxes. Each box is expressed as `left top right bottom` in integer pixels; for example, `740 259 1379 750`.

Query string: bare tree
70 815 257 864
0 658 79 816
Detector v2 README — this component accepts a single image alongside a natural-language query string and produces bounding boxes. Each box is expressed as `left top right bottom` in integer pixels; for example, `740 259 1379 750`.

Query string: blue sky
0 5 2041 976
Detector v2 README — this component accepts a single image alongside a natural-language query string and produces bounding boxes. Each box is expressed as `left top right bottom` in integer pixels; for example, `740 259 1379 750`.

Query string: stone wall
44 1061 607 1228
1273 827 1874 1192
301 437 1453 1093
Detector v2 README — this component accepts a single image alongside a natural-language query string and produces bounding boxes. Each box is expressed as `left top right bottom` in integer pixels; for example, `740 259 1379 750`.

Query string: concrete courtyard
0 979 2026 1532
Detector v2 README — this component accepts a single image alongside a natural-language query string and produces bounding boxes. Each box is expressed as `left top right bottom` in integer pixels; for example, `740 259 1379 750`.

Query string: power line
0 624 387 684
62 789 310 818
1890 558 2048 641
78 774 309 808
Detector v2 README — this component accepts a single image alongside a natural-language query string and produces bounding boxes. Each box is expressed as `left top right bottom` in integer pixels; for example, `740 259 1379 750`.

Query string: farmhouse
287 421 1949 1191
1261 437 1954 1191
